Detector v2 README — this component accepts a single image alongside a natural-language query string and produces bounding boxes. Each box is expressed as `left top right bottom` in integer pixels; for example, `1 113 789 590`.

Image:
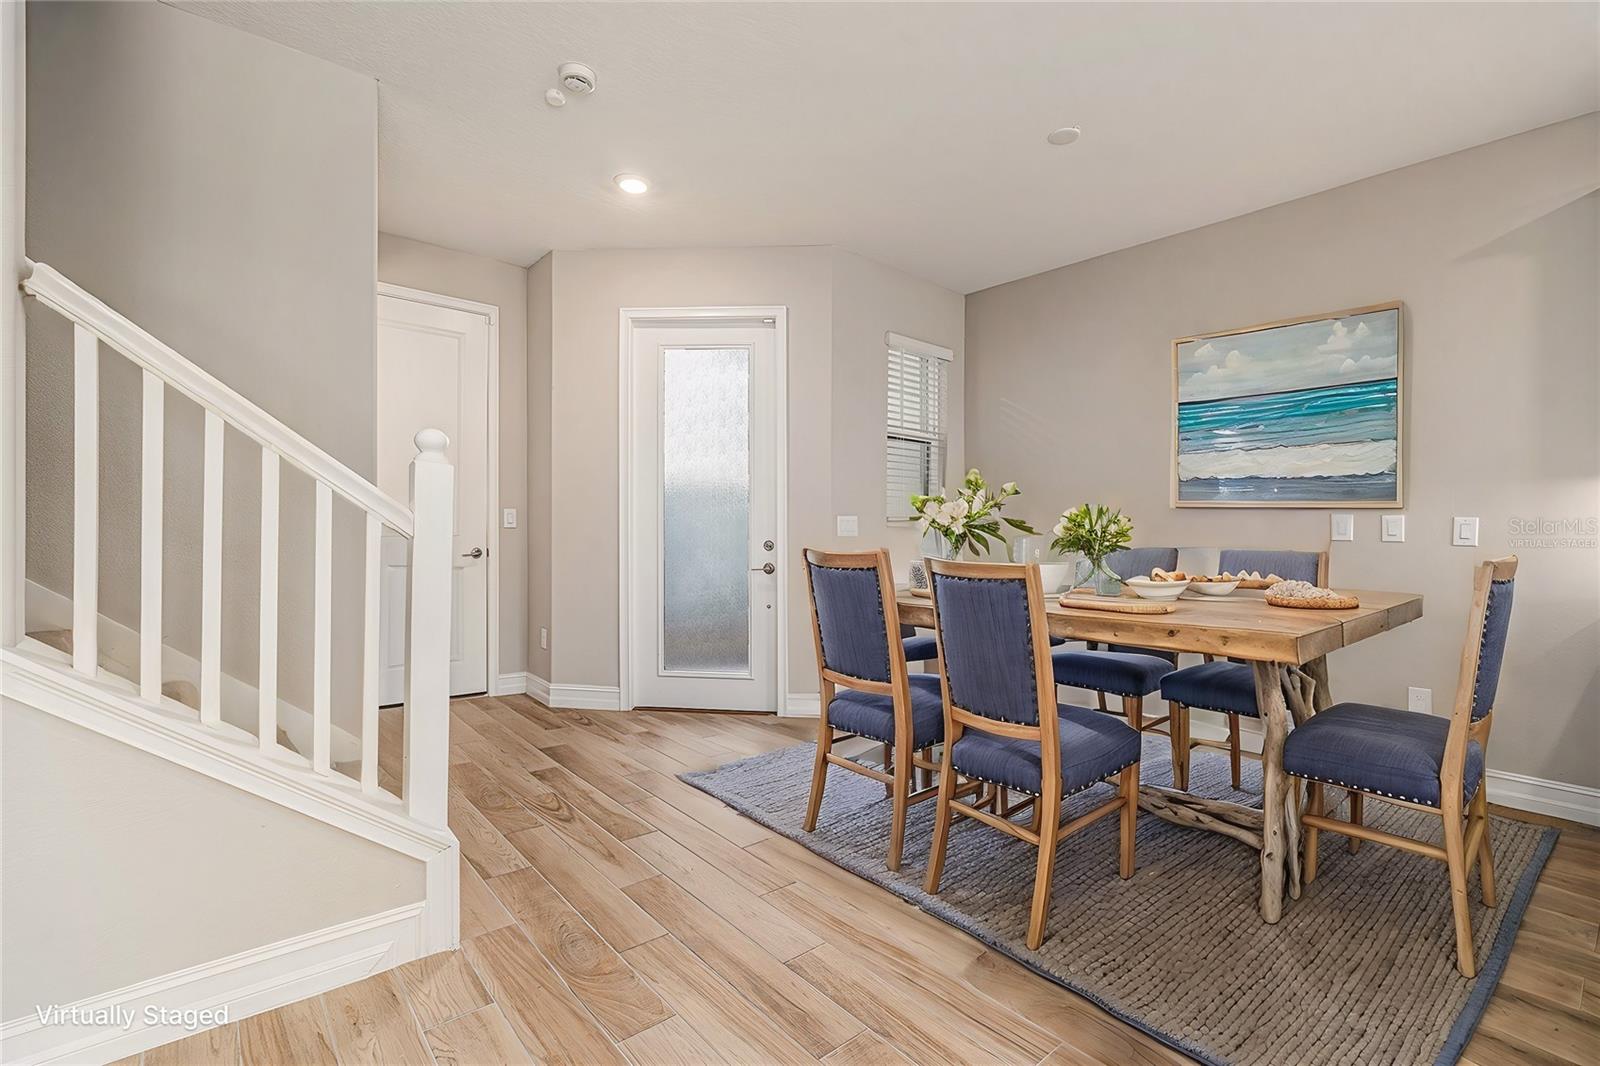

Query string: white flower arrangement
912 469 1036 558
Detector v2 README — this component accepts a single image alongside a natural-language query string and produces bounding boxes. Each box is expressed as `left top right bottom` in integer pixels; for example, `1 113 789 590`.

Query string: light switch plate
836 515 859 537
1408 687 1432 714
1331 513 1355 541
539 627 548 650
1381 514 1405 542
1453 516 1480 547
502 508 518 529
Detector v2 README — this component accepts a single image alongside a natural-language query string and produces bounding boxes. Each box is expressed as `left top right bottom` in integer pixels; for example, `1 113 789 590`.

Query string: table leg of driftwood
1253 660 1294 922
1134 656 1331 922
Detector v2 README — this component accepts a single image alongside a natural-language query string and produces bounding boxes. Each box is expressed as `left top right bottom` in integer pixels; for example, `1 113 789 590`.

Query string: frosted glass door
629 321 779 712
660 347 751 674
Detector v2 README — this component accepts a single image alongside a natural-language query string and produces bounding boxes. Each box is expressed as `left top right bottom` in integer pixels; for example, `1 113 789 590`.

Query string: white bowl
1036 562 1072 593
1124 576 1191 601
1187 579 1242 596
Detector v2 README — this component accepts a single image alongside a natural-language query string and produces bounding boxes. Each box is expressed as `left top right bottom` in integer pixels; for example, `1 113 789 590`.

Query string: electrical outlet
1381 514 1405 542
539 627 549 650
502 508 518 529
1453 516 1479 547
1331 513 1355 542
1408 686 1432 714
836 515 859 537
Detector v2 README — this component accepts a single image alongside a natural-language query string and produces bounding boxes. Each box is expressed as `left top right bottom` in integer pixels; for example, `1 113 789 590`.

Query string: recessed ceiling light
1046 126 1081 146
614 174 649 195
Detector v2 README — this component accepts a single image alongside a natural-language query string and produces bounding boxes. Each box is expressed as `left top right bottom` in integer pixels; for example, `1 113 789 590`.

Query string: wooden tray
1265 592 1359 610
1057 594 1177 615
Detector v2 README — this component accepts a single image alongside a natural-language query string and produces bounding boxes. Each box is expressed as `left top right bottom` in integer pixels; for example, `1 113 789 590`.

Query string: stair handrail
20 260 412 537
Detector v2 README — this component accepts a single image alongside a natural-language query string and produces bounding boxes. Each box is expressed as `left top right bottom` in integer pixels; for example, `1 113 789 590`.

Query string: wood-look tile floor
132 695 1600 1066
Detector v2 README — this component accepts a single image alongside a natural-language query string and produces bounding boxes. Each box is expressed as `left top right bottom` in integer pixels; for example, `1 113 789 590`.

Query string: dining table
895 584 1424 922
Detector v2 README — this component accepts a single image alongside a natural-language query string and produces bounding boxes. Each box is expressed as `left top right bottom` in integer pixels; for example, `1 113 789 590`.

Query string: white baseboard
548 683 621 711
1486 769 1600 827
523 672 552 704
493 672 533 697
783 692 820 717
0 903 427 1065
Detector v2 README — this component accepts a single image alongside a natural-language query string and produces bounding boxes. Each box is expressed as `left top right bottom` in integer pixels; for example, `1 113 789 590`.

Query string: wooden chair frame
1292 556 1515 977
801 548 950 871
1167 551 1329 791
922 558 1138 950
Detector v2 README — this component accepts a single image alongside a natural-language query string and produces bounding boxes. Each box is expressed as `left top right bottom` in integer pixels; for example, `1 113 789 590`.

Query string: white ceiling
179 2 1599 293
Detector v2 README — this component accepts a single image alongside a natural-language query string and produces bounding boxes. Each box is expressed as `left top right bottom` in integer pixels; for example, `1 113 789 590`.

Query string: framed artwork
1172 302 1403 508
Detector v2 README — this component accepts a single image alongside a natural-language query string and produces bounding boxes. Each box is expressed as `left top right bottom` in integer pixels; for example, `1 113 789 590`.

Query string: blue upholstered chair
922 558 1141 950
1159 548 1328 790
1286 557 1516 978
802 548 945 871
1050 546 1181 764
901 623 939 665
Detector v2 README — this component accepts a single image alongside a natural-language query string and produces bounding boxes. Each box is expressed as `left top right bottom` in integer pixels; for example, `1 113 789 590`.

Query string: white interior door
629 320 779 711
377 292 490 701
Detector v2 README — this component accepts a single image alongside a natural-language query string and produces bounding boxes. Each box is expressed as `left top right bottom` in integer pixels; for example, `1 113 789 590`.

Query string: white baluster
404 429 453 826
72 324 98 676
361 512 381 795
200 411 223 725
258 450 279 751
313 481 333 774
140 371 163 701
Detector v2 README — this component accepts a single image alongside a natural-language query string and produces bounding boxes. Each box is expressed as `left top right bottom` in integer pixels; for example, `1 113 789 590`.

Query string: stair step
27 629 200 711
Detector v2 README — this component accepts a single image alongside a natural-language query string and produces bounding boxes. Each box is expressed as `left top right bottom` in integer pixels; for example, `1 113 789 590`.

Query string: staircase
1 262 460 1064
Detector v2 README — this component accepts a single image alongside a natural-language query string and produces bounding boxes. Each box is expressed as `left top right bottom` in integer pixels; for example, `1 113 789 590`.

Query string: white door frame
377 281 500 697
618 306 789 714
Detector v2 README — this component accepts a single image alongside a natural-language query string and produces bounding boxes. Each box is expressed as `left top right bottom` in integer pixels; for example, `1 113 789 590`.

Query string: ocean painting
1173 305 1402 506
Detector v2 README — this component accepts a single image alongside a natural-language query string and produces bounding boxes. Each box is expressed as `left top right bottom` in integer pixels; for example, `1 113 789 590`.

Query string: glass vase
1075 555 1124 596
910 533 958 591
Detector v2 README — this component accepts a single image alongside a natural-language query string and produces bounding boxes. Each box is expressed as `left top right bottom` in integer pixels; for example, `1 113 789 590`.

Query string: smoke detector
558 62 597 96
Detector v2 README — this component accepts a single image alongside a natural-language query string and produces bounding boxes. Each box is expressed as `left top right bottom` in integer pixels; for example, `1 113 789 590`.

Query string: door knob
462 547 484 559
752 562 776 575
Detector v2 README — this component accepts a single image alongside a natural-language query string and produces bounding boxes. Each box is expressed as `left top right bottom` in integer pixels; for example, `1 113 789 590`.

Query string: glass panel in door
659 347 751 674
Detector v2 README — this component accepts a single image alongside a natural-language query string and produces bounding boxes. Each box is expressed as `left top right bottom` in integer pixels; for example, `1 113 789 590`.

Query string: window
885 332 952 520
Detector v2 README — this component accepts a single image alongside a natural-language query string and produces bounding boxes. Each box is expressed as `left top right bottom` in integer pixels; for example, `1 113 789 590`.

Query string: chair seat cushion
949 704 1141 797
1283 702 1484 808
829 673 945 749
1051 648 1174 697
901 633 939 663
1160 660 1259 717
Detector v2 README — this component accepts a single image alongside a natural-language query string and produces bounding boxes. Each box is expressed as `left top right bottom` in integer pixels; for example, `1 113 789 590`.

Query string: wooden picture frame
1171 301 1404 508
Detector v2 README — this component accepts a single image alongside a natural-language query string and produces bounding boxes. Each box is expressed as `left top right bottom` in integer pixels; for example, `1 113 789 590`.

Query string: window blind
885 333 951 521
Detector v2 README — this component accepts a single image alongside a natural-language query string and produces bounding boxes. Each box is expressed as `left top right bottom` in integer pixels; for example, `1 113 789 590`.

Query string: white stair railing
16 260 453 829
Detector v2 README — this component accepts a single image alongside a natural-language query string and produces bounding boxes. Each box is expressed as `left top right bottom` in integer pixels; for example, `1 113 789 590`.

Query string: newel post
404 428 453 827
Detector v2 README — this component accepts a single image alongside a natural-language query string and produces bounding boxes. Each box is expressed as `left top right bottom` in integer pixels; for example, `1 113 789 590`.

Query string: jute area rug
682 734 1556 1066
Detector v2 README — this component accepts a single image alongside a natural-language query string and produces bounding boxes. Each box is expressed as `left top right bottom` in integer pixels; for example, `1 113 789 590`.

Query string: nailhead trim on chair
951 758 1140 800
807 563 892 684
1286 770 1483 807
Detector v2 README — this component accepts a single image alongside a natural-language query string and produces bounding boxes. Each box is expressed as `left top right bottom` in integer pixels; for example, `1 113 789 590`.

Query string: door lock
752 562 776 575
462 547 484 559
763 540 775 552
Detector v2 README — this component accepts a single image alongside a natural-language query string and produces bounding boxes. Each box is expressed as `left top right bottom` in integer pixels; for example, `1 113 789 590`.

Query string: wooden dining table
895 585 1424 922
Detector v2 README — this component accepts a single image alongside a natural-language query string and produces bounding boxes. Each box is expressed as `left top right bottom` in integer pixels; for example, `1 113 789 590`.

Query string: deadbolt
763 539 775 551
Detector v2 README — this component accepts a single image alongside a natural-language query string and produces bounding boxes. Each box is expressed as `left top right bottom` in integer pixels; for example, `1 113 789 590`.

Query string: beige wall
24 0 378 728
0 700 424 1018
536 247 963 699
377 232 529 679
830 249 966 577
526 254 553 682
965 115 1600 789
